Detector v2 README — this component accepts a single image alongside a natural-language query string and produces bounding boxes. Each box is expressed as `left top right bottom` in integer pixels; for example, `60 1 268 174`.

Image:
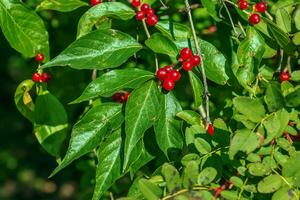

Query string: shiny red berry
141 3 150 12
156 68 168 80
180 48 193 61
32 73 42 82
112 93 122 103
168 70 181 82
136 11 145 20
249 14 261 25
90 0 101 6
164 65 173 72
239 1 249 10
207 123 214 136
182 61 194 71
41 72 51 83
131 0 140 7
162 79 175 91
191 55 201 66
279 72 290 82
146 15 158 26
123 92 130 102
35 53 44 63
255 2 267 13
147 9 155 16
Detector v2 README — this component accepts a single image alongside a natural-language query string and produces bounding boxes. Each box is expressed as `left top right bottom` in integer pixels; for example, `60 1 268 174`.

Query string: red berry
164 65 173 72
131 0 140 7
162 79 175 91
191 55 201 66
156 68 168 80
140 3 150 12
112 93 122 103
180 48 193 61
136 11 145 20
147 9 155 16
255 2 267 13
182 61 194 71
239 1 249 10
168 70 181 82
249 14 261 25
90 0 101 6
123 92 130 102
32 73 42 82
146 15 158 26
41 72 51 83
207 123 214 136
279 72 290 82
35 53 44 63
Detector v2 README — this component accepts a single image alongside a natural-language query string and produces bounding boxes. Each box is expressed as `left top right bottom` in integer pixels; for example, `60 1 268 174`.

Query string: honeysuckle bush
2 0 300 199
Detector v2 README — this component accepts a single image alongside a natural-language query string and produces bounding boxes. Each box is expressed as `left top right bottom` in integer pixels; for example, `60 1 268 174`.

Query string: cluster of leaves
1 0 300 199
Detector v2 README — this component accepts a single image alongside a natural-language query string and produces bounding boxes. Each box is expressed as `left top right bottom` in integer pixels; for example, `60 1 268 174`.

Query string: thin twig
238 21 246 37
286 56 292 75
221 0 239 36
276 49 284 72
92 69 97 81
185 0 211 124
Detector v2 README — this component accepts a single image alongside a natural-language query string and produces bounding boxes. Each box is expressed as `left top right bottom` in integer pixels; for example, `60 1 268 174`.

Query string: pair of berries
279 71 290 82
90 0 101 6
132 0 158 26
238 1 267 25
32 72 51 83
156 66 181 91
178 48 201 71
112 92 130 103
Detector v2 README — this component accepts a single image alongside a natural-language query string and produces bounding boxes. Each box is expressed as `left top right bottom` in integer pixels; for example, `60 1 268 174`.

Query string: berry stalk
184 0 211 125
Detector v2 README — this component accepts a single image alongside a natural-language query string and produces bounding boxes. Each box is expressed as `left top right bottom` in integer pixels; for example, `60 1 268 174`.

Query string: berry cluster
90 0 101 6
279 70 290 82
238 1 267 25
131 0 158 26
31 53 51 83
178 48 201 71
156 66 181 91
112 92 130 103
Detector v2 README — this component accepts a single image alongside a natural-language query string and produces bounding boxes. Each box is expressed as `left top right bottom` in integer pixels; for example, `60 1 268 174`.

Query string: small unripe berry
136 11 145 20
182 61 194 71
255 2 267 13
32 73 42 82
191 55 201 66
279 71 290 82
162 79 175 91
207 123 214 136
35 53 44 63
239 1 249 10
156 68 168 80
90 0 101 6
249 14 261 25
180 48 193 60
41 72 51 83
146 15 158 26
168 70 181 82
140 3 150 12
131 0 140 7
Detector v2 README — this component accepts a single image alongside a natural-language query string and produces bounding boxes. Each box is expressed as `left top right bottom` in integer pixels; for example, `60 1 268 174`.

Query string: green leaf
14 80 35 122
275 8 292 33
194 138 211 155
155 21 191 41
182 161 198 188
229 129 260 159
286 88 300 107
145 33 178 58
248 162 271 176
43 29 142 70
50 103 123 177
77 2 135 38
272 186 297 200
92 129 122 200
123 81 161 171
154 93 183 159
162 163 181 193
282 152 300 187
230 176 243 188
264 83 284 112
176 110 201 125
71 69 154 104
199 0 221 21
292 32 300 45
221 191 238 200
188 71 204 108
295 6 300 30
236 27 265 87
291 70 300 81
197 167 217 185
233 97 266 123
138 179 162 200
0 0 49 59
257 175 282 193
34 91 68 157
36 0 88 12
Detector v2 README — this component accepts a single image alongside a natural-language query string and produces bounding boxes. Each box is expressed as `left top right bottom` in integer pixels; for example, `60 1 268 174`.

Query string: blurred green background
0 0 219 199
